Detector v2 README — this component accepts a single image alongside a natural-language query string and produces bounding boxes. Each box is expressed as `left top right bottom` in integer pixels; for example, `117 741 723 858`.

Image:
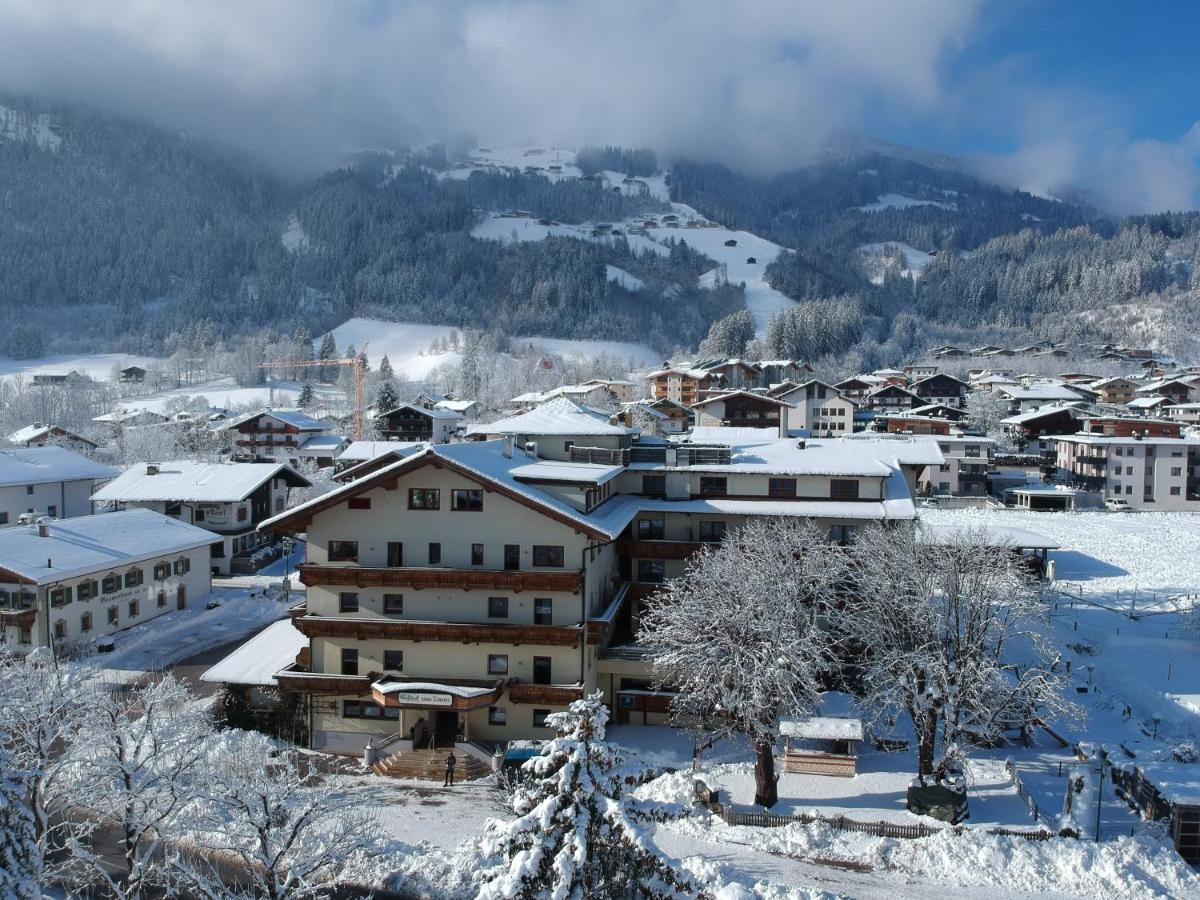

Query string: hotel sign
390 691 453 707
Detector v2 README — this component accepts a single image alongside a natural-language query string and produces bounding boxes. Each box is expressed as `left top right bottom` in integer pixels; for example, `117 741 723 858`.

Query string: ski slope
857 192 955 212
857 241 936 283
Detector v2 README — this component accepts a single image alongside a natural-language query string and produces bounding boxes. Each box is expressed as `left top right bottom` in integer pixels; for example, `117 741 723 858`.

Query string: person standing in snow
443 750 456 787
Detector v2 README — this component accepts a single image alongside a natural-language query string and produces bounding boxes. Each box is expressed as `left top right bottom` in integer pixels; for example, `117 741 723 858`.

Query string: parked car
1105 497 1132 512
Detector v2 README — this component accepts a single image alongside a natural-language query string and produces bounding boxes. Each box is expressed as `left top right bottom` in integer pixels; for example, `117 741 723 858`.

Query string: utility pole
1095 747 1109 842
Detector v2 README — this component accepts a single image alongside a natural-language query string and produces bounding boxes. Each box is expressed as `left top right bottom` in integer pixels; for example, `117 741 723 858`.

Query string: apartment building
375 404 462 444
0 509 213 652
918 434 992 497
258 430 922 751
910 373 970 409
91 461 311 575
226 409 339 464
690 390 791 436
1055 434 1200 510
644 366 724 404
769 380 855 436
0 447 117 526
1091 376 1141 405
466 398 635 461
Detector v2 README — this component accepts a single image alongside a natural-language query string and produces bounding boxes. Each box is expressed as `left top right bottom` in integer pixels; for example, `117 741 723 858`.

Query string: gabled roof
1000 405 1085 426
224 408 330 431
995 384 1085 401
8 424 97 447
261 440 635 541
378 403 464 422
0 447 117 487
467 397 632 437
690 389 791 409
866 383 922 400
0 509 216 586
911 373 969 390
91 461 310 503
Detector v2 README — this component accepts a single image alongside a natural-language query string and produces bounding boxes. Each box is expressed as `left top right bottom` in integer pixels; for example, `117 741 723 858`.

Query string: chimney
146 463 159 476
501 435 514 458
796 439 806 450
524 440 538 459
37 517 49 538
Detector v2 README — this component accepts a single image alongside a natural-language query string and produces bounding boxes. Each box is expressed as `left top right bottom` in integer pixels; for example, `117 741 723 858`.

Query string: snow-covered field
857 241 936 283
323 317 661 375
856 192 956 212
0 351 162 380
918 507 1200 598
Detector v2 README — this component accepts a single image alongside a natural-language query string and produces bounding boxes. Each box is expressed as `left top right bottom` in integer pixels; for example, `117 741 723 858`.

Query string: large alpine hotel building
262 398 939 752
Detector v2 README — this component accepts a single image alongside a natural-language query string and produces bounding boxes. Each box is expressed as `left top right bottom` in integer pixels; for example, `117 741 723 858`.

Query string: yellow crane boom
258 341 368 440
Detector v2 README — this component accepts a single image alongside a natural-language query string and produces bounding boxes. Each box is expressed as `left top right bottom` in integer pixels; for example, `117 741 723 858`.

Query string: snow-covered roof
297 434 348 450
434 399 479 413
780 717 864 741
92 409 170 424
381 403 463 421
262 440 642 541
997 385 1085 401
0 509 215 586
92 461 309 503
1001 405 1084 426
1132 762 1200 806
225 408 329 431
337 440 426 462
690 390 790 409
1125 396 1167 409
918 522 1060 550
688 426 779 443
371 680 497 699
200 619 306 686
8 424 95 446
467 398 633 437
0 447 117 487
510 461 625 485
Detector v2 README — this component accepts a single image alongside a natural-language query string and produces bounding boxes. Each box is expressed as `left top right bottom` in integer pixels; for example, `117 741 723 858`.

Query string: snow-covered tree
176 731 383 900
966 390 1012 446
638 518 847 808
64 674 212 896
480 692 704 900
0 745 44 899
0 648 93 871
833 525 1077 782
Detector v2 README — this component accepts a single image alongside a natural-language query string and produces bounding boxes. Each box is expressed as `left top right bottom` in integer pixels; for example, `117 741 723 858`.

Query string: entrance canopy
370 677 504 711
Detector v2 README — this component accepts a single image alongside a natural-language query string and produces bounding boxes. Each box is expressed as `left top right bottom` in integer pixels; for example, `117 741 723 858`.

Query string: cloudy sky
0 0 1197 212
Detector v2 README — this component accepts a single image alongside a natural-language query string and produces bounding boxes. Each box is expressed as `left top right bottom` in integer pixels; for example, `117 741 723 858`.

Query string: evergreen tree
378 355 394 380
297 382 315 410
317 333 337 382
375 380 399 413
480 693 704 900
0 747 42 900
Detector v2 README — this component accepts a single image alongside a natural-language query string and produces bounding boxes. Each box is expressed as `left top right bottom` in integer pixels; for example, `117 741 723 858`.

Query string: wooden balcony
292 615 584 647
299 564 582 594
287 602 308 619
508 682 584 705
618 539 705 561
0 607 36 628
274 664 371 695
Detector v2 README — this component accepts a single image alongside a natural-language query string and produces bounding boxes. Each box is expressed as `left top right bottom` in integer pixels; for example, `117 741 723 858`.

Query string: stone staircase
371 748 493 782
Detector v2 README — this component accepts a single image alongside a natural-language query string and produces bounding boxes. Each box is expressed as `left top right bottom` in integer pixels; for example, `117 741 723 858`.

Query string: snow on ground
323 317 661 375
0 352 162 381
857 241 936 284
606 263 644 291
99 375 348 416
856 193 956 213
0 104 62 150
281 213 309 251
918 507 1200 599
82 583 293 674
471 212 668 256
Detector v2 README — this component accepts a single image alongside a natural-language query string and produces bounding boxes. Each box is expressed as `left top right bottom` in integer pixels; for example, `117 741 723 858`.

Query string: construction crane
259 341 369 440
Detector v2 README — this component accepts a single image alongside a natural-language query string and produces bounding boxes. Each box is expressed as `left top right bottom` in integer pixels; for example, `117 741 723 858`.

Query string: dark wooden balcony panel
298 564 582 594
274 665 370 695
508 682 584 705
618 539 705 561
292 615 583 647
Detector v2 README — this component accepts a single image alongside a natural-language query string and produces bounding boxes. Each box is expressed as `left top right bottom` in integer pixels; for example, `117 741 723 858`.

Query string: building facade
0 510 213 652
0 447 117 527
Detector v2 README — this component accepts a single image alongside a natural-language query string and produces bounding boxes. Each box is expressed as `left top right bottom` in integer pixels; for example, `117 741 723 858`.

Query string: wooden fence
696 781 1075 841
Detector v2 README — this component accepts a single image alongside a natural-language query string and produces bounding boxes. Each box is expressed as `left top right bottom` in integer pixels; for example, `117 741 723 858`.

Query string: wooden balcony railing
292 615 584 647
299 564 582 594
618 539 705 561
508 682 584 705
274 664 371 695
